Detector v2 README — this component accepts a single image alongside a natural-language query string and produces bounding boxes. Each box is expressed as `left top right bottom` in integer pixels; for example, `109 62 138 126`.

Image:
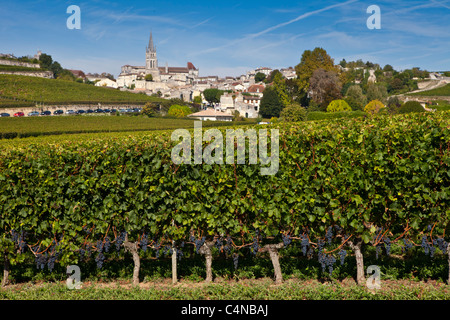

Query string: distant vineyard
0 74 166 106
409 83 450 96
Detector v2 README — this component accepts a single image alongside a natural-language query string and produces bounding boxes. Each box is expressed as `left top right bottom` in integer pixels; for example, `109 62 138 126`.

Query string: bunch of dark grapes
250 236 260 256
421 235 429 255
436 238 448 253
163 245 173 256
402 238 413 253
96 240 104 253
375 244 382 260
47 255 57 272
11 230 27 253
104 237 111 253
327 255 336 276
194 236 206 253
140 233 148 252
176 248 184 260
115 231 126 251
35 253 47 270
318 252 326 273
232 253 239 270
430 244 436 258
300 235 309 256
338 249 347 266
325 227 333 245
215 237 223 250
282 234 291 247
384 237 391 256
95 252 105 269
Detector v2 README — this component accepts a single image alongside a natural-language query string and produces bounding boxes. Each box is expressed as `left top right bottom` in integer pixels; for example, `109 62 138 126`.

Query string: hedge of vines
0 112 449 286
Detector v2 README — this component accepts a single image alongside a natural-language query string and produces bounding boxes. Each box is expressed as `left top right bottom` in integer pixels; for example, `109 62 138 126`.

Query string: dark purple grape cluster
194 236 206 253
339 249 347 266
140 233 148 252
249 236 260 256
115 231 126 251
383 237 391 256
281 234 291 247
11 230 27 253
224 236 233 255
300 235 309 256
95 252 105 269
402 238 413 253
35 252 47 270
421 235 430 255
215 237 223 250
232 253 239 269
436 238 448 253
104 237 111 253
325 227 333 245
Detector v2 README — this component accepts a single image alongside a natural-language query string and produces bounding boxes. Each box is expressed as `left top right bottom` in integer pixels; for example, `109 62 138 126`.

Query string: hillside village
1 32 450 120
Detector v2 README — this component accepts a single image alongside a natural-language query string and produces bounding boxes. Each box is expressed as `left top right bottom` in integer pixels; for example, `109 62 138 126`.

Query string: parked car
65 110 75 115
76 110 86 114
53 110 64 115
110 109 118 114
0 113 10 117
28 111 40 117
14 112 25 117
94 109 104 113
40 111 51 116
86 109 94 114
103 109 111 113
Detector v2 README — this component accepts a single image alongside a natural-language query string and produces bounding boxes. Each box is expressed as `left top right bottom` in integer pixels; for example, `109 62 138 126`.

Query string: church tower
145 32 159 79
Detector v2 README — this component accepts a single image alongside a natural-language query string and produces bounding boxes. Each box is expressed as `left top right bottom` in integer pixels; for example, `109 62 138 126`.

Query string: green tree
272 72 291 106
345 85 367 111
386 96 402 114
259 86 283 118
366 83 388 104
141 102 158 117
326 99 352 112
279 103 307 122
295 47 338 94
265 69 281 84
145 74 153 81
38 53 53 69
255 72 266 83
50 62 63 78
203 88 224 104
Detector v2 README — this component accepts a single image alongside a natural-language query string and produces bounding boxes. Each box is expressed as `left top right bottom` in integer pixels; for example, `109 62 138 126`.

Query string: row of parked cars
0 108 142 117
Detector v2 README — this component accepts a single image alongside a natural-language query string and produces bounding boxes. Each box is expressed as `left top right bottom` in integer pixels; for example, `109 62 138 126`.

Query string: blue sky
0 0 449 77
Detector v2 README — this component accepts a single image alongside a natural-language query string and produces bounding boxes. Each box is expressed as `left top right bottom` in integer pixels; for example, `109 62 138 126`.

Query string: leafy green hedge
0 113 449 286
306 110 367 121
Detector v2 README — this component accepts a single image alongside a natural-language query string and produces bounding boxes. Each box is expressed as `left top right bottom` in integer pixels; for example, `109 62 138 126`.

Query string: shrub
168 104 192 118
364 99 385 115
326 99 352 113
397 101 425 114
279 103 307 122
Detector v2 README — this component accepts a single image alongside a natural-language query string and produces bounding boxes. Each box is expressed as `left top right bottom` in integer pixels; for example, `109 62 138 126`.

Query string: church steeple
147 31 155 52
145 31 158 77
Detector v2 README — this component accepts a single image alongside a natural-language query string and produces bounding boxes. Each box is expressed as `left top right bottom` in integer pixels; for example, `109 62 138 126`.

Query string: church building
117 32 199 91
